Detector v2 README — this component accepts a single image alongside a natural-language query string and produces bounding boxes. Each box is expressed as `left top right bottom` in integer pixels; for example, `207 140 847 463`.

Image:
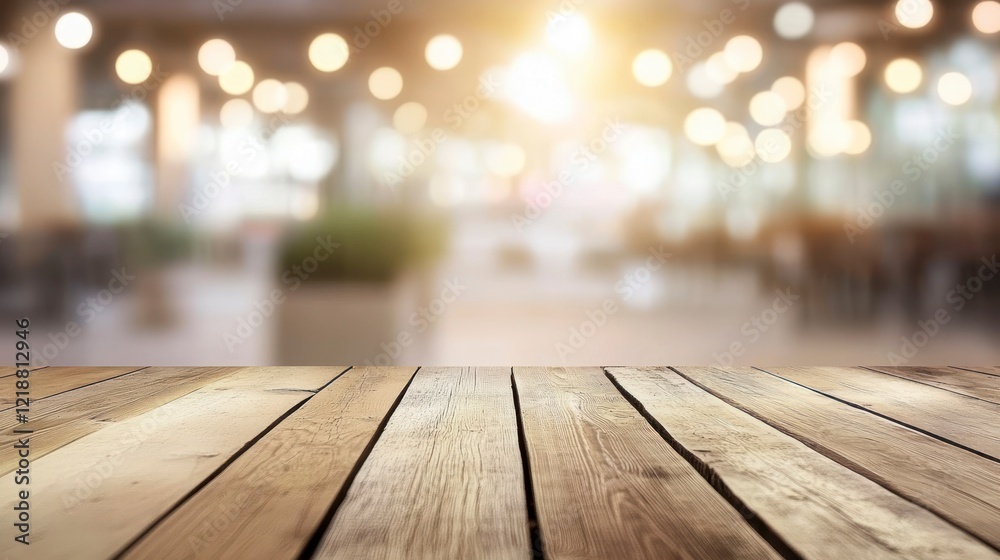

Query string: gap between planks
671 366 1000 553
310 367 531 560
120 366 418 560
0 367 347 560
607 366 999 560
758 366 1000 464
0 367 149 411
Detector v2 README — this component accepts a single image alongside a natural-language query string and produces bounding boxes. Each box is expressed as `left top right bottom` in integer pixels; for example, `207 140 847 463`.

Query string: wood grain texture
676 366 1000 551
866 366 1000 405
514 367 779 560
0 367 343 560
314 367 531 560
0 367 240 476
765 366 1000 460
0 365 45 377
956 366 1000 377
609 366 1000 560
123 366 415 560
0 366 146 410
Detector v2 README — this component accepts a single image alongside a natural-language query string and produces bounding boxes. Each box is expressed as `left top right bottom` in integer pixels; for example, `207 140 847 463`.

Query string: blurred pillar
342 101 381 203
155 73 199 217
11 21 79 229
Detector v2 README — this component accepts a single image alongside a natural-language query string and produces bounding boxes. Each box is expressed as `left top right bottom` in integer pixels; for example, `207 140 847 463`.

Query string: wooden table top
3 366 1000 559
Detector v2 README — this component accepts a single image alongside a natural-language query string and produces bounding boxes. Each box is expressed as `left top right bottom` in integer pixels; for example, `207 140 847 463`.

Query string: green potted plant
123 221 196 329
276 207 449 364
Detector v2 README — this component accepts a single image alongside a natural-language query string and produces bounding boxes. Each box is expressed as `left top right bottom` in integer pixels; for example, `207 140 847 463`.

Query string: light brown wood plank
609 366 999 560
765 366 1000 460
866 366 1000 405
123 366 415 560
514 367 779 560
0 365 45 377
676 366 1000 551
0 366 343 560
0 367 242 475
956 366 1000 377
314 367 531 560
0 366 147 410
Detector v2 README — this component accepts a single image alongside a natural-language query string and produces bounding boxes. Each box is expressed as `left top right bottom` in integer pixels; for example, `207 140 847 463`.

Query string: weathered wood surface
0 367 344 560
866 366 1000 405
609 366 1000 560
0 366 240 475
765 366 1000 460
314 367 530 560
676 366 1000 550
955 366 1000 377
6 366 1000 560
515 367 779 560
0 366 146 410
124 366 414 560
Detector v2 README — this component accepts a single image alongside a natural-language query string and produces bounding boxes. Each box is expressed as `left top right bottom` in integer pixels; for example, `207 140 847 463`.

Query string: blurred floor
12 241 997 366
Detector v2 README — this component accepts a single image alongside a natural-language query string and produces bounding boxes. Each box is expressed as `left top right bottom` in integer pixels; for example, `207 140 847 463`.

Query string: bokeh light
937 71 972 105
506 52 577 123
219 60 254 95
0 45 9 76
198 39 235 76
687 63 723 98
115 49 153 84
274 126 338 183
774 2 815 40
393 102 428 134
425 35 464 70
756 128 792 163
309 33 349 72
750 91 788 126
219 98 254 129
844 121 872 155
895 0 934 29
706 52 738 84
884 58 923 93
724 36 763 73
809 121 851 157
717 123 755 167
632 49 673 87
973 1 1000 34
54 12 94 50
830 42 867 77
772 76 806 110
369 67 404 100
252 79 288 113
282 82 309 114
684 108 726 146
485 143 527 177
546 13 593 55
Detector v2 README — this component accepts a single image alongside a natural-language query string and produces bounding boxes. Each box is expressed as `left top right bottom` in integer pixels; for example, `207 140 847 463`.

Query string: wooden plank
123 366 416 560
609 366 1000 560
514 367 779 560
764 366 1000 460
0 367 241 475
956 366 1000 377
0 365 45 378
0 366 147 410
0 366 344 560
676 366 1000 551
866 366 1000 405
313 367 531 560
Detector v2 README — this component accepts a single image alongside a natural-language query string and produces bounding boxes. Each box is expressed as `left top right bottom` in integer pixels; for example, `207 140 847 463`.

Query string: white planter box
277 277 417 365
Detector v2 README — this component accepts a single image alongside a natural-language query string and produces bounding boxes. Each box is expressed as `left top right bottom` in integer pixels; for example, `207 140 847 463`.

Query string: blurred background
0 0 998 366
